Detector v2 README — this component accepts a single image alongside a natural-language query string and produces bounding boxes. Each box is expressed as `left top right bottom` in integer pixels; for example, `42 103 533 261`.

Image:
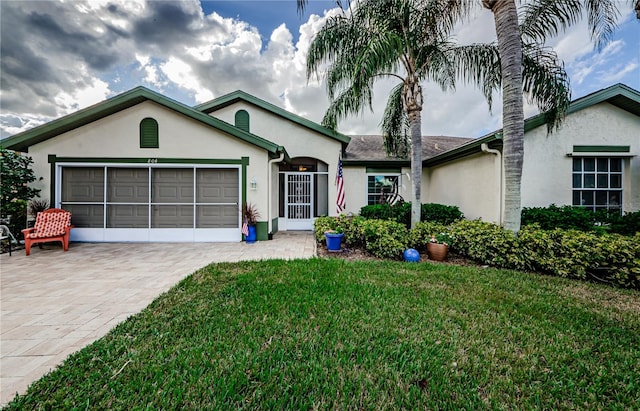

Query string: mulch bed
316 243 481 266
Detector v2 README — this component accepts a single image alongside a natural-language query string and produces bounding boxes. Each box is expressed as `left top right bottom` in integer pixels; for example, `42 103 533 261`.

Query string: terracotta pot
427 242 449 261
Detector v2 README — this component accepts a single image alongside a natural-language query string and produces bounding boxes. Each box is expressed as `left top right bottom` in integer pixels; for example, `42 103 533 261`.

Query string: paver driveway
0 232 315 405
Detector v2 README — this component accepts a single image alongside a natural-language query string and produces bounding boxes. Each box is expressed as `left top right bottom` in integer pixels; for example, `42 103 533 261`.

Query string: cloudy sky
1 0 638 140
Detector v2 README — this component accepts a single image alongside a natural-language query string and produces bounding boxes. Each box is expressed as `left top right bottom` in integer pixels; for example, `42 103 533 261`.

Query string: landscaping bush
450 220 639 289
316 216 639 288
360 202 463 227
359 203 410 224
0 148 41 240
420 203 463 225
521 204 595 231
313 216 337 242
313 215 366 248
361 219 408 259
407 221 447 251
450 220 522 269
608 210 640 236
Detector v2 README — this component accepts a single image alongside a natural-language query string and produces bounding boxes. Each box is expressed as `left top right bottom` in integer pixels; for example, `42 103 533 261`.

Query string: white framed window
572 157 622 213
367 173 401 205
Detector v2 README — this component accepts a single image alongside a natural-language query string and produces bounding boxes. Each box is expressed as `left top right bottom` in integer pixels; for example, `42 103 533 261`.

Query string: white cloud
160 57 213 102
1 0 638 140
53 77 111 113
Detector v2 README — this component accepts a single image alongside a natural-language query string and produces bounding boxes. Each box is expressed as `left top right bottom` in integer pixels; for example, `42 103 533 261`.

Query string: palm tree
481 0 621 232
306 0 490 228
304 0 572 229
300 1 626 232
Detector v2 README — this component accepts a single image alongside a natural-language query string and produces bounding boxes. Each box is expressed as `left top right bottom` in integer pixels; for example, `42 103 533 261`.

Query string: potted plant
324 226 344 252
427 232 454 261
242 202 260 243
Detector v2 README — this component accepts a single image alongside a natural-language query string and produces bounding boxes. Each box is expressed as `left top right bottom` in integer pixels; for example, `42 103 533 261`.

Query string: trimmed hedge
522 204 640 235
359 202 463 226
314 216 640 288
521 204 595 231
608 210 640 235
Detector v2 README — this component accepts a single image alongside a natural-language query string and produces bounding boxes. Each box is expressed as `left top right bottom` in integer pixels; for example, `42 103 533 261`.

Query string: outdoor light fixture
250 177 257 190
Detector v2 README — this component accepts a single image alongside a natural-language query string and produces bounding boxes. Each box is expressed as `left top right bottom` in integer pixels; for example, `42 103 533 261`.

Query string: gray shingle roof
344 135 473 161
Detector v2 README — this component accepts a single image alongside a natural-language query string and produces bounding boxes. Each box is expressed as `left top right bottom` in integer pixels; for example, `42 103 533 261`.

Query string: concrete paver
0 232 315 405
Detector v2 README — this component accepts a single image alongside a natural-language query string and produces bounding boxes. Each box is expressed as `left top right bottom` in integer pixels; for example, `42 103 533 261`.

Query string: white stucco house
2 83 638 242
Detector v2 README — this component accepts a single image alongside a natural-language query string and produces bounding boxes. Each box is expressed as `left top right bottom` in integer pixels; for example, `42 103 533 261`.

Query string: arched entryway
278 157 328 230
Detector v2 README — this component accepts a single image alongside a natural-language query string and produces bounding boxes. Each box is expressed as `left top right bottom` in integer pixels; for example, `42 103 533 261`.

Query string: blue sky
1 0 638 139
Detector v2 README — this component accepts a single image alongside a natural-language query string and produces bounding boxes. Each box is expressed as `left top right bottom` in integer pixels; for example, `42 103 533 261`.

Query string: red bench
22 208 74 256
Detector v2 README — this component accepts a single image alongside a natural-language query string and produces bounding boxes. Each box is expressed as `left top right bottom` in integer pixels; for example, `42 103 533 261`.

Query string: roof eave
1 87 282 155
196 90 352 145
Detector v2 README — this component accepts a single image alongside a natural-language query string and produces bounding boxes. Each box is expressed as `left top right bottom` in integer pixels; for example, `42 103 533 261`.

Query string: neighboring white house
2 83 638 242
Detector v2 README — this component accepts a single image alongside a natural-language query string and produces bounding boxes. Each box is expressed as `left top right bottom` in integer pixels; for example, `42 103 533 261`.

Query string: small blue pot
325 232 344 252
245 225 257 243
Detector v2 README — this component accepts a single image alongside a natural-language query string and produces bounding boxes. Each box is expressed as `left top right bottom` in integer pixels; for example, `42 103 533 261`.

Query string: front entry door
285 172 314 230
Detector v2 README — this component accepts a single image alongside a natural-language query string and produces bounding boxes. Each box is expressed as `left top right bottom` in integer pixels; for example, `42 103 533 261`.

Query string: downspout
481 143 503 225
267 151 285 236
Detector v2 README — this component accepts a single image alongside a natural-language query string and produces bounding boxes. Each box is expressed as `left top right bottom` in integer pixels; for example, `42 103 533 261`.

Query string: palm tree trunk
404 81 423 228
485 0 524 232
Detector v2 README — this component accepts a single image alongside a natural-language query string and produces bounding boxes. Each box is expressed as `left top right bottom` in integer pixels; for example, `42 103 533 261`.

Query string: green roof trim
425 83 640 167
196 90 351 145
573 145 630 153
0 86 287 158
366 167 402 174
343 160 410 167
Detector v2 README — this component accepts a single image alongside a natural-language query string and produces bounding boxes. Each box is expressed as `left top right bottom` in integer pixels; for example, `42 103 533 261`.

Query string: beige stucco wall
26 101 270 217
522 102 640 212
210 102 345 215
426 153 501 223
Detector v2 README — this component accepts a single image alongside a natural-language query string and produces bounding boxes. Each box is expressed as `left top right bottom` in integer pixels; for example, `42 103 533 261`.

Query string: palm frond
449 43 501 110
521 43 571 132
519 0 619 50
381 83 410 158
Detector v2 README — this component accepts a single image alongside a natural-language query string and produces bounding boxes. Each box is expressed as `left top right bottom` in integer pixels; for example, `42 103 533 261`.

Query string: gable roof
1 86 289 159
344 135 472 166
195 90 351 146
424 83 640 167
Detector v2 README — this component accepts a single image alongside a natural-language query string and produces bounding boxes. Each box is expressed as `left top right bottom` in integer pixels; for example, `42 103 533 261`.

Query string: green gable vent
140 118 159 148
235 110 250 132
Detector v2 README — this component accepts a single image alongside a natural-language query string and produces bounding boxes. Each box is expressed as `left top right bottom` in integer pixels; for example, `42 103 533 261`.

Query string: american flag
241 219 249 236
336 156 345 214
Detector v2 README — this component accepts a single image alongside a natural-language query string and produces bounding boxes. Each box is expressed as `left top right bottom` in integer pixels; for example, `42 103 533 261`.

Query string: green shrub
359 203 410 225
361 219 408 259
608 210 640 235
420 203 463 225
313 215 367 249
407 221 447 251
313 216 337 242
450 220 639 288
521 204 596 231
1 149 41 240
341 215 366 248
451 220 521 269
360 202 463 227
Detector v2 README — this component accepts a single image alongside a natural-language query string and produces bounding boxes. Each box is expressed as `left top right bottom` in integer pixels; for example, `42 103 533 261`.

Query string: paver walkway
0 232 315 405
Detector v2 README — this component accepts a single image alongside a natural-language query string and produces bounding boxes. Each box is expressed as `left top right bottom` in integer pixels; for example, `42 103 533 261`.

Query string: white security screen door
285 172 314 230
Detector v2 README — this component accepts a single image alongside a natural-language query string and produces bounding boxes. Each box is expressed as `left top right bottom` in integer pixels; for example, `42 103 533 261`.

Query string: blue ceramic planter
245 225 257 243
325 232 344 252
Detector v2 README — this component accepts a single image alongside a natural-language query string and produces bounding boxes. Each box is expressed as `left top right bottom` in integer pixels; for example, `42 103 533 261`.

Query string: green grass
6 259 639 410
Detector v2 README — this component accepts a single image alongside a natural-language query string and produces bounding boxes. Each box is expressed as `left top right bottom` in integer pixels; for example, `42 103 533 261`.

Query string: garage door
59 165 241 242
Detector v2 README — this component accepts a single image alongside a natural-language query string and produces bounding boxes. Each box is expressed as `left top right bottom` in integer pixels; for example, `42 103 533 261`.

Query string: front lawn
6 259 639 409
